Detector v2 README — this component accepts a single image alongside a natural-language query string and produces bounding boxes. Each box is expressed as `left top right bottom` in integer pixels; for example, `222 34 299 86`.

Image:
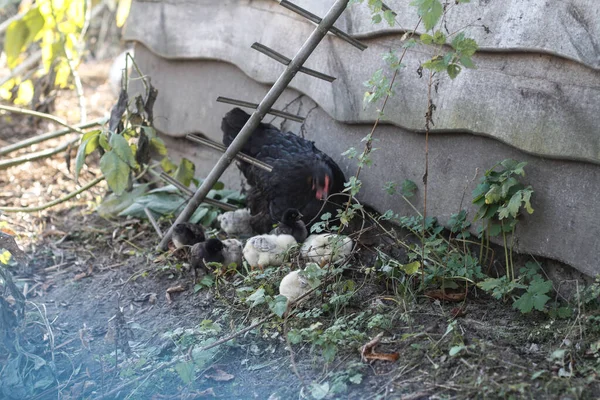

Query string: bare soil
1 61 599 400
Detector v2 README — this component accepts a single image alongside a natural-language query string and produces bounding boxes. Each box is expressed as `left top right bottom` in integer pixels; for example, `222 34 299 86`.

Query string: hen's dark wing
221 108 346 232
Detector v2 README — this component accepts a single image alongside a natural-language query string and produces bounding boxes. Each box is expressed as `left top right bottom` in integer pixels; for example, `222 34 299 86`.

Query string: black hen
222 108 346 233
270 208 308 243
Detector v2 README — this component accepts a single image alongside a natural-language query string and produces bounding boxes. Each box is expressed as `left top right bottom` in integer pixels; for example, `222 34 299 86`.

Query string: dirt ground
1 61 600 400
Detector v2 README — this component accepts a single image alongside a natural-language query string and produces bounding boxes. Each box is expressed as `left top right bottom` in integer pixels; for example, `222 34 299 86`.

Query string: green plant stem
0 176 104 213
0 117 106 156
0 105 86 135
0 136 79 169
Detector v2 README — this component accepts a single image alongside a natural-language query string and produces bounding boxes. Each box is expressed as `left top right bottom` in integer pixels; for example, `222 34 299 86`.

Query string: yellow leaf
0 79 18 101
116 0 132 28
14 79 34 106
54 60 71 88
5 19 28 68
0 250 11 265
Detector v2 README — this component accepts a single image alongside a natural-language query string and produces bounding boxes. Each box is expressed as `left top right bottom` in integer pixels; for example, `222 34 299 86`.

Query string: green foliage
410 0 443 31
478 261 553 314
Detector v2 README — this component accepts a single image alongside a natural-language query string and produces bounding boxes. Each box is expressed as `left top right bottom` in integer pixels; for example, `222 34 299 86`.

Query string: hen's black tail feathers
221 108 252 146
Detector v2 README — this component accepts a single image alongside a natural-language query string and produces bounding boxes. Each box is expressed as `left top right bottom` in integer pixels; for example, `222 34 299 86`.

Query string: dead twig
0 176 104 212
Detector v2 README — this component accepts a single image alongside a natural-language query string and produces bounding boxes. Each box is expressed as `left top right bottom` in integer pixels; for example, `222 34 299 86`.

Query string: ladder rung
216 96 304 123
186 134 274 173
158 172 239 211
252 42 336 82
278 0 367 51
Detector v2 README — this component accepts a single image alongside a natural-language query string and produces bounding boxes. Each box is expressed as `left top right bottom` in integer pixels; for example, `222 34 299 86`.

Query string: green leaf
98 184 150 218
449 345 466 356
460 55 476 69
400 261 420 275
161 157 177 174
310 382 330 400
522 188 534 214
100 150 131 196
513 292 534 313
174 362 195 384
372 13 382 24
487 222 501 236
447 64 461 79
451 32 478 56
410 0 443 31
401 179 417 197
433 30 446 44
268 295 288 318
150 137 168 156
383 10 396 26
109 133 136 168
287 329 303 344
174 158 195 187
529 279 553 295
484 185 502 204
98 132 110 150
246 288 266 308
349 373 363 384
420 33 434 44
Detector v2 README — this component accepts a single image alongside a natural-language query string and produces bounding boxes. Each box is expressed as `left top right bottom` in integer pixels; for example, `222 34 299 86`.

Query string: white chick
243 234 297 270
279 270 310 304
300 234 353 265
222 238 243 268
217 208 254 237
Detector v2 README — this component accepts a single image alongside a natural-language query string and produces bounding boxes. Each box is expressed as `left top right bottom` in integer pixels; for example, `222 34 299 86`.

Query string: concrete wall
124 1 600 276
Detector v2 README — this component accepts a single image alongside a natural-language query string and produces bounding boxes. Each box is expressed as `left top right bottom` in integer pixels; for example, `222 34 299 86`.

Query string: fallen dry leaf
205 368 235 382
363 351 400 362
1 227 16 236
361 332 399 363
73 272 90 281
424 289 466 302
166 285 186 294
450 306 467 318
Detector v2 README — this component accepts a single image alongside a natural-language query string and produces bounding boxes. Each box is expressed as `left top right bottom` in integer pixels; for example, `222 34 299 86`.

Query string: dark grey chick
190 238 224 281
172 223 205 249
270 208 308 243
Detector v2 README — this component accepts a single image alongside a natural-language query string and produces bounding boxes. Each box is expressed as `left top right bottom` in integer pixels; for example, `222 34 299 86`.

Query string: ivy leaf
372 13 382 24
100 150 131 196
401 179 417 197
109 133 136 168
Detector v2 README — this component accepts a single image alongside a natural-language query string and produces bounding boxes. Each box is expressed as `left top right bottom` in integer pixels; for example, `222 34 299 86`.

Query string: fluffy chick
243 234 297 270
222 238 243 268
279 270 310 304
270 208 308 243
172 222 205 249
300 234 353 265
190 238 224 280
217 208 254 237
